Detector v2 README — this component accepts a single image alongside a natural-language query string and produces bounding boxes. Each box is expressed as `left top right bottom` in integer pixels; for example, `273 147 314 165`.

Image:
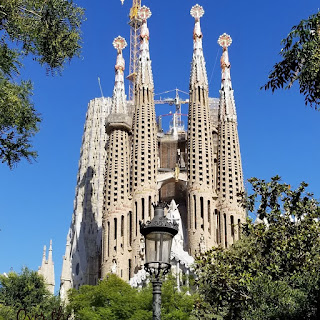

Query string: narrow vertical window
107 221 110 257
200 197 204 230
231 215 234 237
149 196 152 218
135 201 138 237
194 195 197 229
216 210 221 244
142 198 145 220
224 214 227 247
129 211 132 246
188 195 191 228
121 215 124 238
128 259 131 280
114 218 117 240
208 200 211 234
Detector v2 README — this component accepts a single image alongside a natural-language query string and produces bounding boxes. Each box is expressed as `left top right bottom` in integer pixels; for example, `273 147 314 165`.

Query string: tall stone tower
60 3 246 295
60 97 112 300
38 240 55 294
187 5 217 256
130 6 158 275
101 36 132 280
216 33 245 247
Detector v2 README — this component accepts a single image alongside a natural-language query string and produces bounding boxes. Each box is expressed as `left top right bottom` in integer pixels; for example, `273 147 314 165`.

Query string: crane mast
125 0 142 100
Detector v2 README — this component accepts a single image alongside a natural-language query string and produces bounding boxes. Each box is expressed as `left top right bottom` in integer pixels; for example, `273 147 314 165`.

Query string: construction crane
121 0 142 100
155 89 189 134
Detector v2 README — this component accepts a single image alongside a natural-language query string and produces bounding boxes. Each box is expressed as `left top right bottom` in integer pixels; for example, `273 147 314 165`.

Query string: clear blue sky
1 0 320 294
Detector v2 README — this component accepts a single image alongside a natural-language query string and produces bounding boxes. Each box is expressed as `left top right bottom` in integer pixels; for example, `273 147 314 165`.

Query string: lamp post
140 203 178 320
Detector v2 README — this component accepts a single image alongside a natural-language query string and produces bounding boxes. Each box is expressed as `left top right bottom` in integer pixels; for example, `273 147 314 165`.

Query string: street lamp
140 203 179 320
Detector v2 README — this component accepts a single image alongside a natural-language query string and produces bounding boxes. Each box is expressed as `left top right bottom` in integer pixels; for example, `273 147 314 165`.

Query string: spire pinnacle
191 4 204 49
189 4 208 86
136 6 153 86
42 245 46 264
218 33 237 121
138 6 152 23
111 36 127 114
139 6 151 58
48 240 53 262
113 36 127 72
218 33 232 89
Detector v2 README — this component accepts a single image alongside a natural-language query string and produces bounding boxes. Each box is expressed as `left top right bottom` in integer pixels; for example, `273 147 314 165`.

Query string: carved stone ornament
113 36 127 51
138 6 152 21
218 33 232 49
190 4 204 19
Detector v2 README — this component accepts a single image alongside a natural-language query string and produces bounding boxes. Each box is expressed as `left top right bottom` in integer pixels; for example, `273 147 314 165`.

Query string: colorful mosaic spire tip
218 33 232 49
113 36 127 51
138 6 152 21
190 4 204 19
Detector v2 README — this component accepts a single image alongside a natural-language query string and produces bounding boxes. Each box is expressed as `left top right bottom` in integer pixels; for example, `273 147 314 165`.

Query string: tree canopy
67 273 196 320
262 12 320 109
0 0 84 168
194 176 320 320
0 267 67 320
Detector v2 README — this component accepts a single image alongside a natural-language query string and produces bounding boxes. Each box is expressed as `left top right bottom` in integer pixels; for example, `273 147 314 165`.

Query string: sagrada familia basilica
38 3 246 298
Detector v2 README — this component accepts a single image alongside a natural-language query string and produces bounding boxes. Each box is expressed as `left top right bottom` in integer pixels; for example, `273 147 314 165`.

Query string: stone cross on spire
190 4 208 86
218 33 233 90
111 36 128 115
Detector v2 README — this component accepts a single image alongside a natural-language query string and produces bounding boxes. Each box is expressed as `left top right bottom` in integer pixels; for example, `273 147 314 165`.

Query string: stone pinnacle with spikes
113 36 127 72
218 33 232 85
218 33 232 50
191 4 204 43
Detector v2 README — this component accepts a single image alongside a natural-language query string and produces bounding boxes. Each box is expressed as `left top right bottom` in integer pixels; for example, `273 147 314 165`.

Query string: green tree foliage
0 0 84 168
0 267 67 319
262 12 320 109
194 176 320 320
67 273 196 320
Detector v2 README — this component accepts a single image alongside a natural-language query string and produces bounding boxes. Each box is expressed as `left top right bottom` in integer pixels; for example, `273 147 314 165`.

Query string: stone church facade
60 4 246 299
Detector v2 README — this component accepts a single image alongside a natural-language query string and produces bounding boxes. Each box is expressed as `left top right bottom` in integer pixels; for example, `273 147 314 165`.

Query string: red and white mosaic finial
139 6 151 42
190 4 204 20
113 36 127 72
111 36 127 114
113 36 127 52
218 33 233 90
138 5 152 21
218 33 232 50
191 4 204 42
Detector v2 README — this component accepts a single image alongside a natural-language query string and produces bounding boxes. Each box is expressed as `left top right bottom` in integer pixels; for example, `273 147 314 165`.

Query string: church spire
48 239 53 263
217 33 245 248
38 240 55 294
111 36 128 114
190 4 208 86
218 33 237 121
130 5 158 275
135 6 153 87
42 245 46 265
187 4 216 256
102 36 132 280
